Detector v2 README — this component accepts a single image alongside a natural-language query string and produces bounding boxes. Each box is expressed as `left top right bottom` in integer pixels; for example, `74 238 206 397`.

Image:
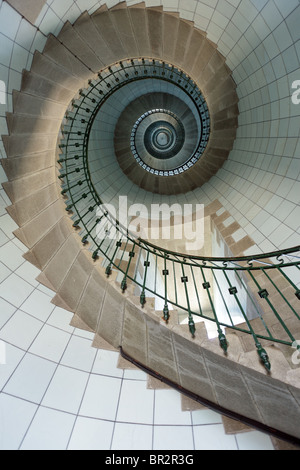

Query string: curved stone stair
1 2 299 445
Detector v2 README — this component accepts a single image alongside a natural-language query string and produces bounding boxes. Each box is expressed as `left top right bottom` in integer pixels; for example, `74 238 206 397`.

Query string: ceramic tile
122 368 148 380
3 353 56 403
60 334 96 372
0 241 26 271
20 289 55 322
0 310 42 350
236 430 274 450
20 406 76 450
0 297 16 329
0 214 19 238
111 422 153 450
46 306 75 333
0 393 37 450
68 416 115 450
153 425 194 450
79 374 121 421
0 273 34 309
0 342 24 390
116 380 154 425
0 261 10 283
191 408 223 425
193 424 238 450
92 349 123 378
42 364 89 414
0 2 21 40
29 324 71 362
14 261 40 287
15 18 36 50
154 389 192 425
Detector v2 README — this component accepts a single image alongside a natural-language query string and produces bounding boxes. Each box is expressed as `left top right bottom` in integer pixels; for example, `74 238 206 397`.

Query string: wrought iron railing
57 58 300 371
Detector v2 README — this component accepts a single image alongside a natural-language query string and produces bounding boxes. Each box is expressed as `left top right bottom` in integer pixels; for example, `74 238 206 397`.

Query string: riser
2 133 57 158
57 21 103 73
6 113 61 136
31 51 85 92
6 183 59 227
75 265 112 331
43 34 92 83
42 232 82 292
23 217 73 271
12 199 65 249
0 151 54 179
54 249 94 312
21 70 75 105
73 12 115 67
2 167 56 203
12 90 66 120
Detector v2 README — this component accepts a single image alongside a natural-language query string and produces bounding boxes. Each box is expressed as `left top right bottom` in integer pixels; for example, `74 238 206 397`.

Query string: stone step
5 183 58 227
182 28 207 74
94 280 128 350
74 264 116 332
23 217 73 271
43 34 92 83
0 151 53 179
221 415 253 435
42 232 82 292
20 69 74 105
161 12 180 64
173 18 194 69
52 248 94 313
91 6 126 61
31 50 84 92
2 132 57 158
190 39 217 82
2 167 56 203
57 21 103 73
12 198 64 249
146 7 164 59
12 90 66 120
72 11 114 67
109 3 139 59
5 112 60 136
128 3 152 57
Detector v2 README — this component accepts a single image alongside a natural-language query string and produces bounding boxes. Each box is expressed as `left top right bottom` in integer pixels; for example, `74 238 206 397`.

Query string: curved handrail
58 58 300 371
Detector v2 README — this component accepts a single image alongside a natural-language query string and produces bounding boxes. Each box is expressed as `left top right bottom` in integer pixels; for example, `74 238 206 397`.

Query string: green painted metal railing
57 58 300 371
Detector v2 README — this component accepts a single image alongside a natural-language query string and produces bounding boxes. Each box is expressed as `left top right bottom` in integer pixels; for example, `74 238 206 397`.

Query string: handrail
58 58 300 371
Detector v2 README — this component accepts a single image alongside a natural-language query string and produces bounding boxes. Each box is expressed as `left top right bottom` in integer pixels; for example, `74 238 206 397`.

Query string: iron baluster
121 242 137 292
181 265 196 337
201 266 228 353
162 254 170 322
223 269 271 370
140 250 150 308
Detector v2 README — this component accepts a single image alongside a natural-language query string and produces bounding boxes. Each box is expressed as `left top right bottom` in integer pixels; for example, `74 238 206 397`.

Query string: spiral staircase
1 2 300 448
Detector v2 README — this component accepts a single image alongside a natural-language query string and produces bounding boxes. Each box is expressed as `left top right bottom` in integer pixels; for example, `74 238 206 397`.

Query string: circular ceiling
66 58 238 196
